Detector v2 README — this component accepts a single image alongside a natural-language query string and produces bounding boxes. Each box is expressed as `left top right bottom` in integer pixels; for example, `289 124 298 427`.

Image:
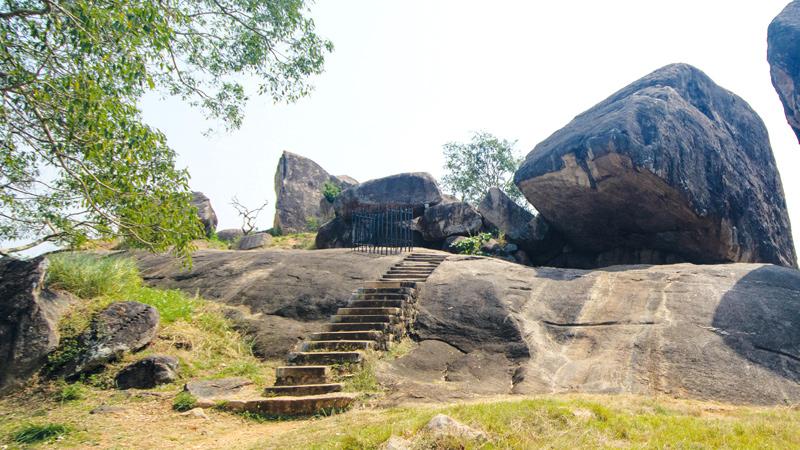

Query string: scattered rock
180 407 210 420
237 233 273 250
334 172 443 219
480 238 500 254
90 405 127 415
53 301 159 379
425 414 487 441
191 192 218 237
0 257 74 394
514 63 796 268
768 1 800 143
184 377 253 403
382 436 412 450
216 229 244 243
273 151 357 233
419 201 483 241
115 355 179 389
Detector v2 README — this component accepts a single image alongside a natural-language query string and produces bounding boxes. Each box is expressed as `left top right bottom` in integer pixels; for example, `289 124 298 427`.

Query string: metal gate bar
351 208 413 254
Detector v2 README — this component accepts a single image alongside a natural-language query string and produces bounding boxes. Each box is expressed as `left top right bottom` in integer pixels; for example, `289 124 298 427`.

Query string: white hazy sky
140 1 800 241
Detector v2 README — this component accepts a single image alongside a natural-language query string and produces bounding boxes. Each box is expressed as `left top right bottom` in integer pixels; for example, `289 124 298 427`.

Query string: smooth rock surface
237 233 273 250
185 377 253 400
53 301 159 379
0 257 74 394
419 201 483 241
769 1 800 143
115 355 179 389
273 151 356 233
514 63 796 268
334 172 443 219
191 192 218 237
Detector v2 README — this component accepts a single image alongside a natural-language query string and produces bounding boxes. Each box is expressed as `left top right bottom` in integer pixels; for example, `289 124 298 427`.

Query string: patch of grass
11 423 70 444
268 232 316 250
343 353 380 393
55 382 85 403
386 338 415 360
47 253 140 299
172 392 197 412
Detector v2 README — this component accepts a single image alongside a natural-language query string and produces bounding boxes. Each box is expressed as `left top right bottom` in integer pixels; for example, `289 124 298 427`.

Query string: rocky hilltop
133 249 800 405
769 1 800 143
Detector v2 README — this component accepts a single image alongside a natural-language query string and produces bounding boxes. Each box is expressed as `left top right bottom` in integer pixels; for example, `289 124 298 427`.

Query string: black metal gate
351 208 413 254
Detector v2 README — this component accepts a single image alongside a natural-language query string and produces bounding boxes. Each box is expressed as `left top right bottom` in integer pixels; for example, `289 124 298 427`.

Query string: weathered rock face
477 187 534 242
769 1 800 143
216 229 244 243
191 192 218 237
237 233 272 250
0 257 73 394
53 301 159 379
134 248 800 405
314 216 351 250
273 151 357 233
334 172 443 219
418 202 483 241
514 63 796 268
115 355 179 389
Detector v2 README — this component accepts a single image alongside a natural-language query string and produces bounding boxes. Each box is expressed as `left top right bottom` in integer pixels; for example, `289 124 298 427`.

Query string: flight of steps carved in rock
253 252 447 416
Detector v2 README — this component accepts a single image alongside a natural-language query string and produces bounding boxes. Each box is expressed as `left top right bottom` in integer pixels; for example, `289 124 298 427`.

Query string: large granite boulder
334 172 443 219
513 63 796 268
477 187 533 242
314 217 351 250
191 192 217 237
0 257 74 394
273 151 357 233
52 301 159 379
768 1 800 143
418 202 483 241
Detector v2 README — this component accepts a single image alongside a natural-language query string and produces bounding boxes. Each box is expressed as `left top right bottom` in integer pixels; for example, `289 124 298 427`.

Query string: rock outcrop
191 192 218 237
418 201 483 242
52 301 159 379
768 1 800 143
477 187 534 242
514 63 796 268
0 257 74 394
134 248 800 405
115 355 179 389
333 172 442 219
273 151 357 233
216 229 244 244
237 232 272 250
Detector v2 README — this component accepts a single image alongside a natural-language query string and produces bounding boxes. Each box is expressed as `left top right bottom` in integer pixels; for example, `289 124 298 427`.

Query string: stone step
405 256 446 260
387 269 434 275
326 322 391 332
355 287 416 296
301 340 375 351
347 299 405 308
337 307 402 316
264 383 343 397
309 331 384 342
219 393 358 417
287 351 363 366
275 366 329 386
331 314 399 323
381 275 428 281
364 281 417 289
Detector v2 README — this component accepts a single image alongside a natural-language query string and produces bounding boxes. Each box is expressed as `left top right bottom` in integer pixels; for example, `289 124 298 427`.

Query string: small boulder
418 202 483 241
443 235 467 253
53 301 159 379
383 436 412 450
184 377 253 401
90 405 127 415
0 257 74 394
115 355 179 389
334 172 443 219
216 229 244 243
191 192 218 237
768 1 800 143
425 414 487 441
237 233 273 250
180 407 210 420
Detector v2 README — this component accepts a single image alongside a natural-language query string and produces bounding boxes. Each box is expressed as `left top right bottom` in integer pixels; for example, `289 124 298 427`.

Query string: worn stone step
331 314 399 323
275 366 329 386
337 307 402 316
264 383 343 397
381 275 428 281
287 351 363 366
301 340 375 351
364 281 417 289
405 255 446 260
309 331 384 342
347 299 405 308
218 393 358 417
355 287 416 296
387 270 434 275
326 322 391 332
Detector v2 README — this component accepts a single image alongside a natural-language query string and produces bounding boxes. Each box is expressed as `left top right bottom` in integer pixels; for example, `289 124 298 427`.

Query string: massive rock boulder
477 187 534 242
0 257 73 394
333 172 442 219
418 202 483 241
191 192 217 237
273 151 357 233
768 1 800 143
133 248 800 405
513 63 796 268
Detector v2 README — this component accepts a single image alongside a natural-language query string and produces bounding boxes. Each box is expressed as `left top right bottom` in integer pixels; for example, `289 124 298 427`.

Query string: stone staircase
243 252 447 416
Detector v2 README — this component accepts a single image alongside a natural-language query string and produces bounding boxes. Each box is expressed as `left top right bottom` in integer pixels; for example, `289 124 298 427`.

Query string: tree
0 0 333 259
441 131 525 206
230 196 268 235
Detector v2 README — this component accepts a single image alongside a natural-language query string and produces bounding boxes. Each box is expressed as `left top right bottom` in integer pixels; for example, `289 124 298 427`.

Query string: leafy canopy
441 131 525 206
0 0 332 259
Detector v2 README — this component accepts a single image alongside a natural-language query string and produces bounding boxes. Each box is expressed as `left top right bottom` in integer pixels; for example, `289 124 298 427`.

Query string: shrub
12 423 70 444
47 253 140 299
172 391 197 412
321 181 341 203
450 233 492 255
305 216 320 232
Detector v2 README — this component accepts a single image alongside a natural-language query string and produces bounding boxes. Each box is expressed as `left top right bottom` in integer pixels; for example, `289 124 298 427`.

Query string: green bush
12 423 70 444
321 181 341 203
128 288 198 324
55 382 85 403
305 216 320 232
450 233 492 255
47 253 140 299
173 391 198 412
